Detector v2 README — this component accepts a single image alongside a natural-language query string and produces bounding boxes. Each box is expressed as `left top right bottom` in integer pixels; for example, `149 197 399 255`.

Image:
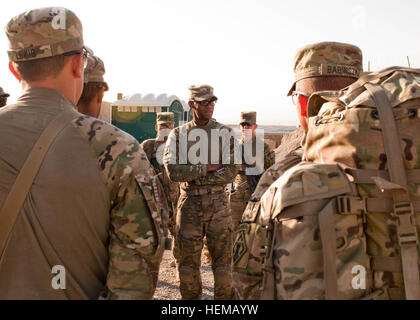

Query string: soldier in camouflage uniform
257 66 420 300
164 85 237 300
77 54 108 118
0 7 165 300
141 112 180 267
232 42 363 299
230 111 275 232
0 87 10 108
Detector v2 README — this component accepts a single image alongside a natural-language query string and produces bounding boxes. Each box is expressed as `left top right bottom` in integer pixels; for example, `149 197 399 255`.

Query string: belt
181 185 225 196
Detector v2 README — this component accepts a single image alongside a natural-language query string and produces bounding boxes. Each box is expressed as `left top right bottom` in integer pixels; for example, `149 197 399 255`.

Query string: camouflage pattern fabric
232 131 303 299
6 7 84 61
156 112 175 126
243 67 420 300
303 67 420 299
84 55 108 91
189 84 217 102
84 55 106 83
141 138 180 264
176 190 233 299
287 41 363 96
163 118 237 300
230 139 275 232
74 116 167 300
258 162 369 299
240 111 257 125
251 130 305 201
164 119 237 187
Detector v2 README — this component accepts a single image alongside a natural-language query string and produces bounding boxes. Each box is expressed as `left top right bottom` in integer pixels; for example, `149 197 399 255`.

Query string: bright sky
0 0 419 125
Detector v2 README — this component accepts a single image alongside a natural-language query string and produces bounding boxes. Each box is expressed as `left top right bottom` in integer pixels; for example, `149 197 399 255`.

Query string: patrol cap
287 42 363 96
156 112 175 127
240 111 257 126
189 85 217 102
6 7 84 62
0 87 10 98
84 55 109 91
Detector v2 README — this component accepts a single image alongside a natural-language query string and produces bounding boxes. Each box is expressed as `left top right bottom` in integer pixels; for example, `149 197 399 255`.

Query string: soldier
141 112 180 268
77 54 108 118
0 87 10 108
232 42 363 299
0 7 166 299
163 84 237 300
258 66 420 300
230 111 275 232
252 42 363 200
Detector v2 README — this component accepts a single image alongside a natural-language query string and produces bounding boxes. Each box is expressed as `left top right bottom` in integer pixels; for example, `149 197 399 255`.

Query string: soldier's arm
106 170 161 300
163 129 208 182
196 163 238 185
165 163 208 182
73 117 163 299
196 133 238 184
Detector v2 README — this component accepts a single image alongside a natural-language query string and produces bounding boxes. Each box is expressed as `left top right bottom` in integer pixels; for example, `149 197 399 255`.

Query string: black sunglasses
195 98 217 107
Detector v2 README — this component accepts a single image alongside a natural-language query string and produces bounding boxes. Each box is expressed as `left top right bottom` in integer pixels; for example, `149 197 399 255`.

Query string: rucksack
258 67 420 300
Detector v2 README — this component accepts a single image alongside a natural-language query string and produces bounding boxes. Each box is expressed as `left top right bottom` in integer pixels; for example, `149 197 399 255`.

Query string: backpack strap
318 200 339 300
364 82 420 300
260 187 277 300
0 110 77 259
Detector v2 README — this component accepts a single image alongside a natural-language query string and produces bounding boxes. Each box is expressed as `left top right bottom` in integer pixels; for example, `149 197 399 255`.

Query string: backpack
259 67 420 300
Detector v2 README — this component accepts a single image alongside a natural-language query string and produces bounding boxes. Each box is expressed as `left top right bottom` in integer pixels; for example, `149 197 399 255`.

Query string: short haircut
78 82 103 105
12 55 71 82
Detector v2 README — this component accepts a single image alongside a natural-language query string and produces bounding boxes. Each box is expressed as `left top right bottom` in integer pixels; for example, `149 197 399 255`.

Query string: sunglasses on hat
63 46 90 68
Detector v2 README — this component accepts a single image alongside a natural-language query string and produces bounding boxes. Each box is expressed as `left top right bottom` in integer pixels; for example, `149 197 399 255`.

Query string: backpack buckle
392 201 418 247
337 196 366 214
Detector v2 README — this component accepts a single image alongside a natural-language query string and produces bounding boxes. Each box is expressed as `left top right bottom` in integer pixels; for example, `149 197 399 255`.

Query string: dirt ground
153 249 215 300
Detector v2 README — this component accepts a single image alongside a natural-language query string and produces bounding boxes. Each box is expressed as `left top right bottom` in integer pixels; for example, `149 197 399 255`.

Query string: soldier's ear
188 100 196 110
71 54 84 79
9 62 21 82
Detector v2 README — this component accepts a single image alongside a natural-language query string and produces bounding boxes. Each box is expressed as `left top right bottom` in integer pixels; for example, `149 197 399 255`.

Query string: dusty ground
153 249 215 300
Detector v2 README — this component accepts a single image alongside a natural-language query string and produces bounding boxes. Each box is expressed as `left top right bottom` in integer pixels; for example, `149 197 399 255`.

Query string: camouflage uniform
230 111 275 232
0 7 165 300
164 85 238 300
232 42 363 299
141 112 180 264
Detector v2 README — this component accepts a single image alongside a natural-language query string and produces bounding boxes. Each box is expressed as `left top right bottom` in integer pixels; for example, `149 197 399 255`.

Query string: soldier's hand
207 164 223 172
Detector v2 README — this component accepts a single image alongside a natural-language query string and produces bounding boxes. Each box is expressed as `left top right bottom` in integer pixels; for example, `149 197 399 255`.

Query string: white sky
0 0 419 125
